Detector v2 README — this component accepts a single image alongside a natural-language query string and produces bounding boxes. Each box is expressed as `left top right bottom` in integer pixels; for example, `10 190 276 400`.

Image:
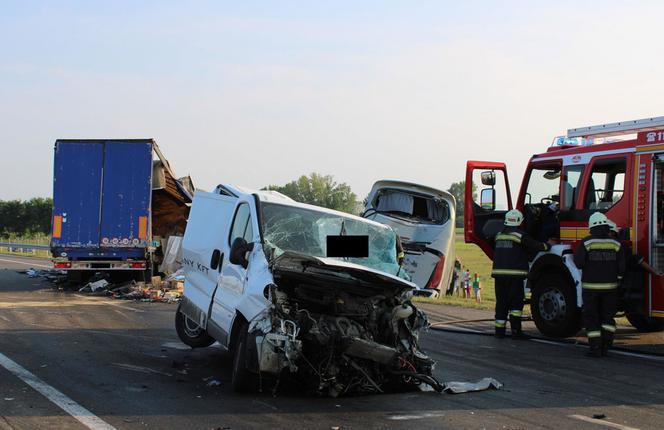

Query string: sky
2 0 664 201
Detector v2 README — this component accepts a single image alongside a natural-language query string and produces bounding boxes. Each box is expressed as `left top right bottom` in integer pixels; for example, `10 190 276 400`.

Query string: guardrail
0 242 51 250
0 242 51 258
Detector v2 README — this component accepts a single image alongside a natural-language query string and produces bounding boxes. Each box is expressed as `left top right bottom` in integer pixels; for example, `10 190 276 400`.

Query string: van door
465 161 513 258
209 198 259 347
180 192 237 327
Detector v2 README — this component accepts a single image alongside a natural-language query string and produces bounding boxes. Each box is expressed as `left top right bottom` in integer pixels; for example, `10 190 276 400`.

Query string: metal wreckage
176 186 444 396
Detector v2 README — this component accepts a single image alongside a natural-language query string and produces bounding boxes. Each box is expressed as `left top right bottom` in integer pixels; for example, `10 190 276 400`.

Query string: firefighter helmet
504 209 524 226
607 220 620 234
589 212 609 229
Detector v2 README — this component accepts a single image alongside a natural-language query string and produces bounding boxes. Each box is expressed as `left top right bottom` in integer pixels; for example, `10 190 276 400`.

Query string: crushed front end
249 253 442 397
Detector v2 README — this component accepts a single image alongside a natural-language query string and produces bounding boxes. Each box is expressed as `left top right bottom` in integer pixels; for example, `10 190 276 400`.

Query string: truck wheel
531 274 581 338
231 322 257 393
175 305 215 348
626 312 664 332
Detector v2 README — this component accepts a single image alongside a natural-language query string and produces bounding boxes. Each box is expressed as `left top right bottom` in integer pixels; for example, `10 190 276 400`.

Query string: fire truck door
465 161 513 259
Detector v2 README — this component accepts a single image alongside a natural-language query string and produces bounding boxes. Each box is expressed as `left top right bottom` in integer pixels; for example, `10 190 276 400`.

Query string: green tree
0 198 53 237
447 181 477 228
264 173 358 214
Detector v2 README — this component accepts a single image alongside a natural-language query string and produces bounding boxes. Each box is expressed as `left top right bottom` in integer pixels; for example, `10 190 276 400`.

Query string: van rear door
465 161 513 258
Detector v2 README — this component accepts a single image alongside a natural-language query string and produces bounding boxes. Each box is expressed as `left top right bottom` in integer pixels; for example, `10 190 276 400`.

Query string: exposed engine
249 264 442 396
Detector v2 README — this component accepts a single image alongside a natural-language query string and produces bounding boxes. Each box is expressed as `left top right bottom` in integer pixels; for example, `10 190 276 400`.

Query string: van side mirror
229 237 254 269
481 171 496 186
480 188 496 210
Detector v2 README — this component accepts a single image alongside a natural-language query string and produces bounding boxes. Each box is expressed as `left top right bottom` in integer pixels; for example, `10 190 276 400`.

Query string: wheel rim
183 315 203 337
539 288 567 322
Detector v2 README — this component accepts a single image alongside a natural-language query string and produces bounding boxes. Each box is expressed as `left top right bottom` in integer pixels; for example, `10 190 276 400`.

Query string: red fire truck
465 117 664 337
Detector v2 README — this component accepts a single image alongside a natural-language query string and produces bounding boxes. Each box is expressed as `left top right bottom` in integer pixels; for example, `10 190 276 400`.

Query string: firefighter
492 209 551 339
574 213 626 357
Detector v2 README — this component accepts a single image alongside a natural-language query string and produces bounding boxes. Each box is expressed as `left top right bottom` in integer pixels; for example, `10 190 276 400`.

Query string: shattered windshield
261 203 408 279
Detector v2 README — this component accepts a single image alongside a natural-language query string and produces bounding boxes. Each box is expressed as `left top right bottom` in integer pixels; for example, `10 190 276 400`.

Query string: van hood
271 251 416 295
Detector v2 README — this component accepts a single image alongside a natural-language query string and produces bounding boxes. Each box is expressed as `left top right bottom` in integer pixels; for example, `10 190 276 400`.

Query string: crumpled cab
176 184 441 395
363 180 456 298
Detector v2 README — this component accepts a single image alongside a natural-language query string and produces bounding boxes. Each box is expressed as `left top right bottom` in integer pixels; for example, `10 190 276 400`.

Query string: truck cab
466 117 664 337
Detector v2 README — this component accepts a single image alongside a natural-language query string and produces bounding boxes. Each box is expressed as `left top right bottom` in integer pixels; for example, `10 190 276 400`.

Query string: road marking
530 339 664 363
0 351 117 430
0 257 51 268
387 412 446 420
111 363 172 377
568 414 640 430
162 341 192 351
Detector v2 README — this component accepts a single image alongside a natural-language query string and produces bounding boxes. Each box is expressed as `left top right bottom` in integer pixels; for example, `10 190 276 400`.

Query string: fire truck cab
465 117 664 337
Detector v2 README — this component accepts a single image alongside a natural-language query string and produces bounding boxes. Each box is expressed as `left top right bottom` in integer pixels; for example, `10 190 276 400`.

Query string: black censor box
326 235 369 258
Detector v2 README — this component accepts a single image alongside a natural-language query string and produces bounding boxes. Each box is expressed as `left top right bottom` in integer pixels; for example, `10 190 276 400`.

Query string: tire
626 312 664 332
174 305 215 348
231 322 257 393
531 274 582 338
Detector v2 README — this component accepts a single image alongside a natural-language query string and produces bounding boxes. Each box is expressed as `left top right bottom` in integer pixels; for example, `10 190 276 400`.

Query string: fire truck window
523 166 561 206
654 163 664 247
584 158 626 211
561 165 584 211
472 169 509 211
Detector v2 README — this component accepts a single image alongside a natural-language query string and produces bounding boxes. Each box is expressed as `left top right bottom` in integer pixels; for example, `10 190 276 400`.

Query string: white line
0 351 116 430
568 414 640 430
529 339 664 363
0 257 51 268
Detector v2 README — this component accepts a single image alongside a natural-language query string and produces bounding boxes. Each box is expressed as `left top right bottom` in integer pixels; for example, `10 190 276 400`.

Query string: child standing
473 274 481 303
464 269 472 299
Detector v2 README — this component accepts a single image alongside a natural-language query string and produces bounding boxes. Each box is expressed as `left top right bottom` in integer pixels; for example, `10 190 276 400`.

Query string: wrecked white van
363 180 456 298
175 184 441 396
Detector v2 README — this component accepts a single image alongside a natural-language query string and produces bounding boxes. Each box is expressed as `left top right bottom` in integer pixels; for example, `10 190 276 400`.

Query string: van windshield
372 190 449 224
261 203 406 278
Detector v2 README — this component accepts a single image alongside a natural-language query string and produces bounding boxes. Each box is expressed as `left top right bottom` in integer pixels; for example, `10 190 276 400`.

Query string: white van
175 184 441 395
363 180 456 298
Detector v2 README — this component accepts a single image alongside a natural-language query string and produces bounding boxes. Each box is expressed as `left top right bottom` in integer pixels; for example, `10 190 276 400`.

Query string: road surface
0 255 663 429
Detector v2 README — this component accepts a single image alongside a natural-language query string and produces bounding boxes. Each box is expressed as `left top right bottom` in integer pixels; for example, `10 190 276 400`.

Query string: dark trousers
494 276 525 330
582 289 617 344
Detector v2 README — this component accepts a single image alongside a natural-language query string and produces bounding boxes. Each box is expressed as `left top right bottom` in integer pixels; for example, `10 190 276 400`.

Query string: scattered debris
4 398 15 401
442 377 503 394
206 379 222 387
79 279 109 292
593 414 607 420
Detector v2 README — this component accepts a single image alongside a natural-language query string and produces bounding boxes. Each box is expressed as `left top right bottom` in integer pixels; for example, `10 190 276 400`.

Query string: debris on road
206 379 222 387
79 279 109 292
442 377 502 394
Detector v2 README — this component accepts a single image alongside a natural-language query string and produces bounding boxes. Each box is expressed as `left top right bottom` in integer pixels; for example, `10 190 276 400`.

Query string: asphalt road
1 255 664 430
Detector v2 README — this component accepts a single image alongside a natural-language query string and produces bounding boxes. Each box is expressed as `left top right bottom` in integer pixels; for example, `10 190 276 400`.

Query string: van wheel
175 305 215 348
626 312 664 332
231 322 257 393
531 274 581 338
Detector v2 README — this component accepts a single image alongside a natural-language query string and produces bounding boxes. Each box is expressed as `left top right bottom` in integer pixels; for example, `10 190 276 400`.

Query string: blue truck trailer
51 139 192 279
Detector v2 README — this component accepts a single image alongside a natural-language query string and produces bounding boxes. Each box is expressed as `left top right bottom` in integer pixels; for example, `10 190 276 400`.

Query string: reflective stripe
509 310 522 317
582 282 618 290
601 324 616 333
496 233 522 244
584 238 621 252
586 330 601 338
492 269 528 276
495 320 506 328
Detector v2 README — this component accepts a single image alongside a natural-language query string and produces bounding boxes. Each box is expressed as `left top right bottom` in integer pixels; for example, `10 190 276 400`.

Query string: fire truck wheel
625 312 664 332
531 274 581 338
175 305 215 348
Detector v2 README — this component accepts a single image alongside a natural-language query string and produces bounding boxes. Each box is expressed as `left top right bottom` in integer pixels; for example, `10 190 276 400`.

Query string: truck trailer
465 116 664 337
50 139 192 281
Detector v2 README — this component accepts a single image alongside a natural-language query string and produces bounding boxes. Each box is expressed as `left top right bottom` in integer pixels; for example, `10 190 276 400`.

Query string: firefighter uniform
574 213 626 357
492 210 550 338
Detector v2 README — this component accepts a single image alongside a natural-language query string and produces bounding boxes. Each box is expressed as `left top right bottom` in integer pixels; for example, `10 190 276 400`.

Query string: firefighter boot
586 337 602 358
509 315 526 340
495 323 506 339
601 333 614 357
